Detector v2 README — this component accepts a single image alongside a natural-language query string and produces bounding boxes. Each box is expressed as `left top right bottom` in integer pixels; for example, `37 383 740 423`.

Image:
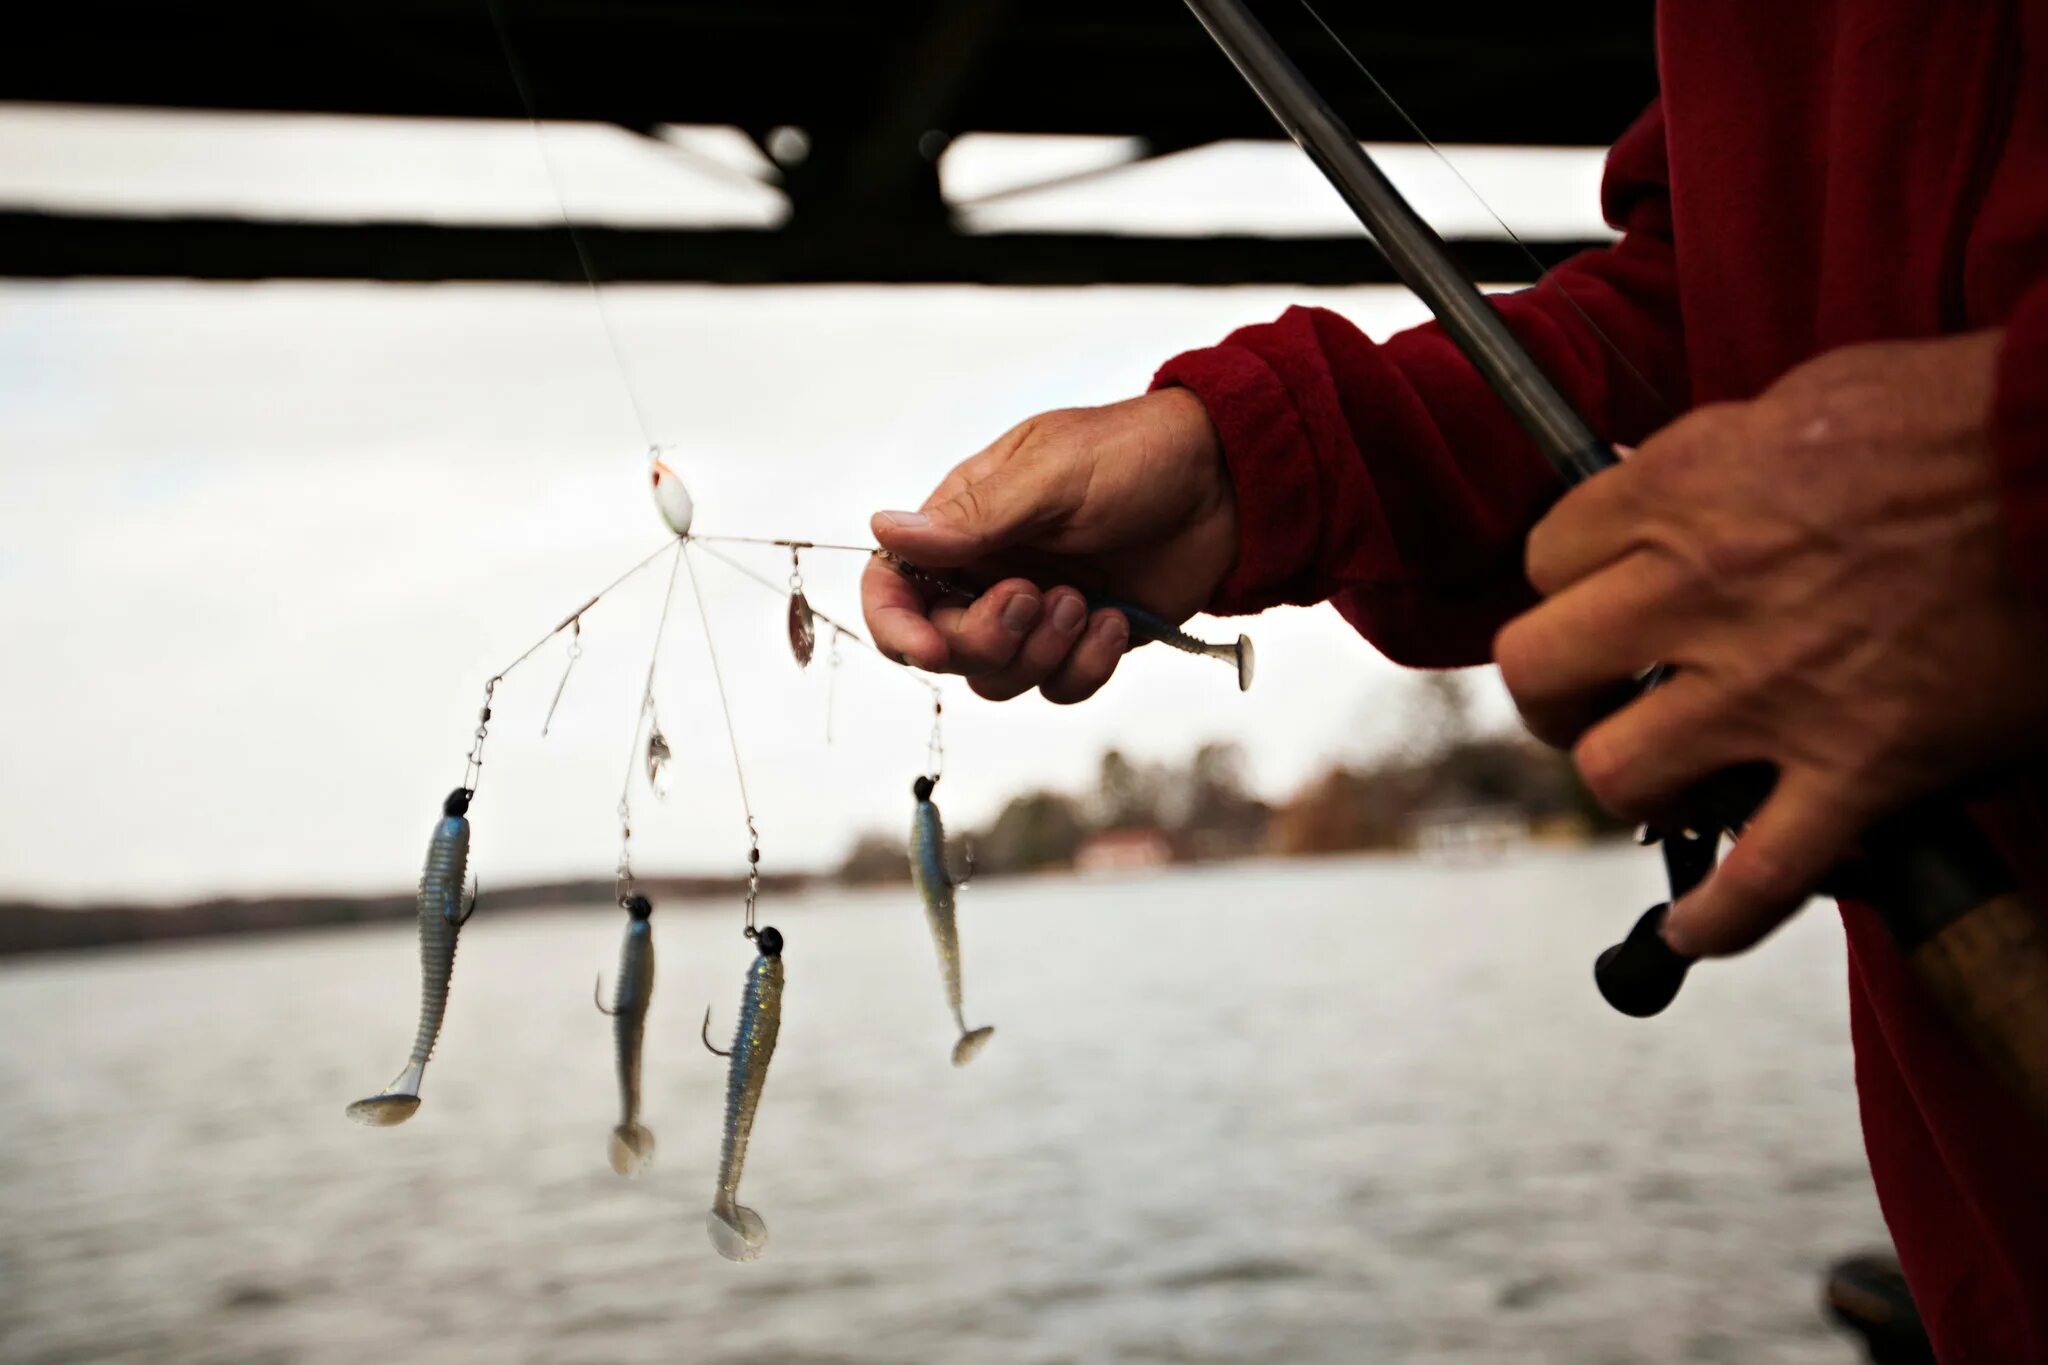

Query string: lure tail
345 1061 425 1127
608 1122 656 1176
952 1025 996 1067
1103 598 1255 692
708 1201 769 1262
1182 632 1255 691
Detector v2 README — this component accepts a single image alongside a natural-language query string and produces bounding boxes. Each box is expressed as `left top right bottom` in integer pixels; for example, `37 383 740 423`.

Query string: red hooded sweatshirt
1154 4 2048 1360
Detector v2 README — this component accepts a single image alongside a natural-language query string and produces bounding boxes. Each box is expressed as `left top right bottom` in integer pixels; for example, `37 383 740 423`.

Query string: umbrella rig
340 457 1251 1262
340 0 1256 1262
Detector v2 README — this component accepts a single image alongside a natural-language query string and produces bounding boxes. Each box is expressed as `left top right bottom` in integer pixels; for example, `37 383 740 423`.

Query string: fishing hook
541 616 583 737
700 1006 731 1058
593 973 617 1016
448 877 479 927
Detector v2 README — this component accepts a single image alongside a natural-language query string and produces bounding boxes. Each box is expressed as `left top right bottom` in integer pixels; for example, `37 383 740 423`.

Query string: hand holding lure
346 787 478 1126
700 926 785 1262
877 552 1254 692
684 536 1254 689
909 776 994 1066
594 893 657 1174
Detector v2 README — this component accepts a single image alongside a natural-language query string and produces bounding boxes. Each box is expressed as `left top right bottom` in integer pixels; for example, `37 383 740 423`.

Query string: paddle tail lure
346 787 478 1126
878 552 1254 691
702 926 785 1262
1184 0 2048 1124
909 776 995 1066
1109 596 1254 692
596 893 657 1175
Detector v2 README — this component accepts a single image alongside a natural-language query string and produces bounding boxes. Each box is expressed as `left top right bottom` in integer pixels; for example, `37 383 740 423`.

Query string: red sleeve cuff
1994 281 2048 612
1150 340 1331 616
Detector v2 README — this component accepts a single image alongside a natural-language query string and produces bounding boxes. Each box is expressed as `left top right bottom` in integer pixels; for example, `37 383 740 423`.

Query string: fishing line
1293 0 1672 420
680 543 765 933
691 540 943 701
462 536 679 794
824 625 844 742
615 538 687 898
462 680 497 794
487 541 678 682
484 0 664 451
540 616 583 736
687 534 881 555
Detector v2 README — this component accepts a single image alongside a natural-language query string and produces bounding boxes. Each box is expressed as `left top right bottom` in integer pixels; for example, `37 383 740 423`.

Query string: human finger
927 577 1042 674
1494 551 1697 746
862 553 947 671
1569 673 1754 822
871 459 1073 569
1663 769 1864 957
969 588 1091 702
1039 608 1131 705
1524 467 1647 596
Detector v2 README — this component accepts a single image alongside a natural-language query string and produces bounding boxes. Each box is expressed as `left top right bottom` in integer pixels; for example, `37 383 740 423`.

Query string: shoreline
0 872 826 958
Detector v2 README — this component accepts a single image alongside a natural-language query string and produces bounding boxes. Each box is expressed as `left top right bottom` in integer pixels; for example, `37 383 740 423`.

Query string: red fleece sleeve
1151 102 1687 666
1994 280 2048 612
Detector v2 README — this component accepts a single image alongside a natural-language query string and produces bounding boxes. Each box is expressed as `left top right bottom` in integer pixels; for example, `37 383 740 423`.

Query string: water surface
0 849 1884 1363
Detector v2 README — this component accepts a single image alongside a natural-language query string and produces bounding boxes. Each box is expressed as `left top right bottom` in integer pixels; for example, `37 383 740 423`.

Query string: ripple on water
0 852 1886 1365
1148 1257 1315 1291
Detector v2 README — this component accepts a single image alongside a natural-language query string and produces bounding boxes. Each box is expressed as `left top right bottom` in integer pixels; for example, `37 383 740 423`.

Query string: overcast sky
0 105 1612 903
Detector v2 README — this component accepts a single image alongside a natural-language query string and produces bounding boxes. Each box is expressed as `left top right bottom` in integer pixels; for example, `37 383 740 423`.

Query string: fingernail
1099 613 1129 649
1001 593 1040 634
876 510 930 529
1051 595 1086 633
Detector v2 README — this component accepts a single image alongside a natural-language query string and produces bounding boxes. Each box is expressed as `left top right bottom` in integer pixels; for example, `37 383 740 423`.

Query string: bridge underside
0 1 1655 285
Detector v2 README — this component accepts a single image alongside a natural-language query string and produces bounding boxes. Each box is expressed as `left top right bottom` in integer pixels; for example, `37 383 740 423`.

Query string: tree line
838 674 1620 882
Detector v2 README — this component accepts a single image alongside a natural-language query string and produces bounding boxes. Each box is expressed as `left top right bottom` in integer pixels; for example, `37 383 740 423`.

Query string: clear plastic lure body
703 927 784 1261
596 894 657 1174
346 788 477 1126
909 777 994 1066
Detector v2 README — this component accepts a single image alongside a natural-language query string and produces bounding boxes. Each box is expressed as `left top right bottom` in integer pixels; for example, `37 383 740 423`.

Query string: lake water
0 848 1888 1364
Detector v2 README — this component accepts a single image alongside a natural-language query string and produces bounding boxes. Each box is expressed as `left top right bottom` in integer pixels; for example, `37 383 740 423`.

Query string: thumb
872 466 1059 567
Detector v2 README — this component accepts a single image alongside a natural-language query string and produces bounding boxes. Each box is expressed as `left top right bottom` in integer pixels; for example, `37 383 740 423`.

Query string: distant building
1074 827 1174 874
1412 804 1530 861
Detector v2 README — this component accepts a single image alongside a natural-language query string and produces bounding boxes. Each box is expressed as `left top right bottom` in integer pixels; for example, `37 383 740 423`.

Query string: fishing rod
1182 0 2048 1126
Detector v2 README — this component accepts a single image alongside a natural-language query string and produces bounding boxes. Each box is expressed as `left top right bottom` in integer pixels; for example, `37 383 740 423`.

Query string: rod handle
1594 903 1695 1017
1904 891 2048 1128
1853 804 2048 1127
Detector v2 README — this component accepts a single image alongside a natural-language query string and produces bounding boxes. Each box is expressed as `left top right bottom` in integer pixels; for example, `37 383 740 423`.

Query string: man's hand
1496 332 2048 958
862 388 1235 703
